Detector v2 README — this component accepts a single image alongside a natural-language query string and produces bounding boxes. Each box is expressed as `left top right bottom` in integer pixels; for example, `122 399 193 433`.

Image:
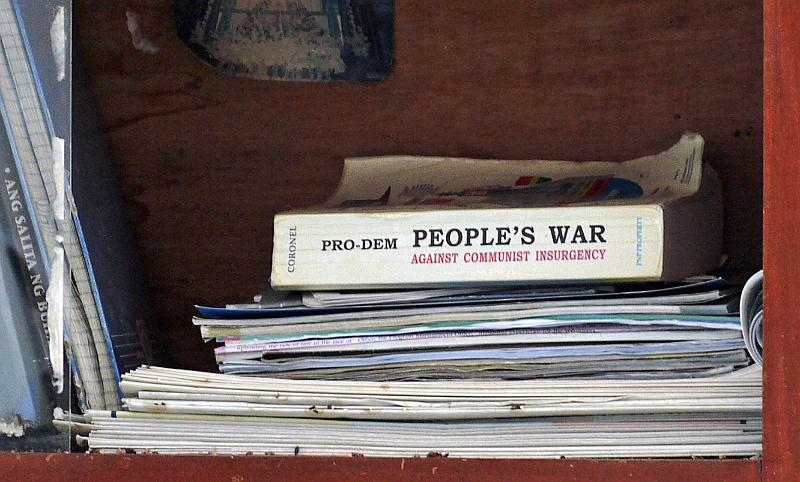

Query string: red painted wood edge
763 0 800 480
2 453 759 482
0 2 777 481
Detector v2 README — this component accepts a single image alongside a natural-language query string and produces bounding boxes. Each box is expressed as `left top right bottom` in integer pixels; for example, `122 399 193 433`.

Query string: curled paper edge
739 270 764 366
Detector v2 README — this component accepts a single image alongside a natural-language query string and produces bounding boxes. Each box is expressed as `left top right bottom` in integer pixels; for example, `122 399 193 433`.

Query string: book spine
0 146 50 343
70 62 153 376
271 205 664 289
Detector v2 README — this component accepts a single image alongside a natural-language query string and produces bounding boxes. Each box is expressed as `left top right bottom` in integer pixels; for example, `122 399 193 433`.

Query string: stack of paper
78 365 762 457
194 278 750 381
72 276 764 457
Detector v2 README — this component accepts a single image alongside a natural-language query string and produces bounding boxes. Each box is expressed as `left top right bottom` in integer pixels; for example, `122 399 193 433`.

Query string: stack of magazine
75 136 763 458
198 280 749 381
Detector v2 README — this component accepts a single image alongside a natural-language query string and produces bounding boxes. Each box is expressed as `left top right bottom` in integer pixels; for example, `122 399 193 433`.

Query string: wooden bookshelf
6 0 797 480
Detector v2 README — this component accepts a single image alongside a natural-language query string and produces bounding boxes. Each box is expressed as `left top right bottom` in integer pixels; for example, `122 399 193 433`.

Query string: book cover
0 125 55 433
271 134 723 289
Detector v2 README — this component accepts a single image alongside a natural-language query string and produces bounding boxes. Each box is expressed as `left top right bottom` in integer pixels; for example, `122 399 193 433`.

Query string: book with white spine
271 134 722 290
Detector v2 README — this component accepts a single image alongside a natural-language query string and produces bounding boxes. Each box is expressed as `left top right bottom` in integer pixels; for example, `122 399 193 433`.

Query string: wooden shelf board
2 453 761 482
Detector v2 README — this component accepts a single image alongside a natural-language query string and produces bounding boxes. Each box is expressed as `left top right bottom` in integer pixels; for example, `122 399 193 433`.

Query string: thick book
271 134 722 290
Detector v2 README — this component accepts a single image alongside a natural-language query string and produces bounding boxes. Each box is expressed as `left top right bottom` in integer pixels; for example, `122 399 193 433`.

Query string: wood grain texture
1 453 761 482
763 0 798 480
74 1 763 372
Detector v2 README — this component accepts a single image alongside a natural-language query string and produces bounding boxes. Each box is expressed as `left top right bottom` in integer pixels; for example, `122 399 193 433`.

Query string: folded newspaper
73 365 762 457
